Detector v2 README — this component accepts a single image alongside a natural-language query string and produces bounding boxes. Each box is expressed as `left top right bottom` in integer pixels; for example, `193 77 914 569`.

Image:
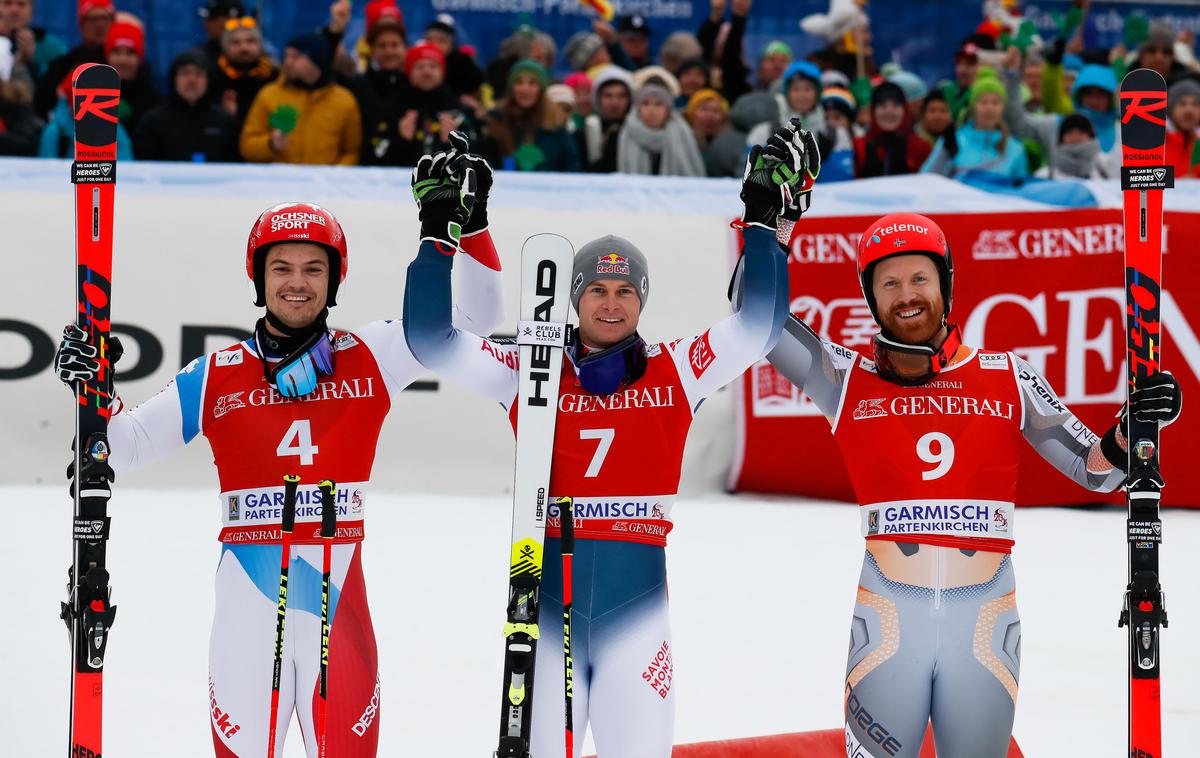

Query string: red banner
731 208 1200 507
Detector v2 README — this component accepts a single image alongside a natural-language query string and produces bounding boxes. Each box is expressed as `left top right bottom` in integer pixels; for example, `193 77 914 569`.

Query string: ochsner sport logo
271 210 329 233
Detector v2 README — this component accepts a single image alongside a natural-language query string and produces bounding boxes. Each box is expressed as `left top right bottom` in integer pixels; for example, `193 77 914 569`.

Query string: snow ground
6 486 1199 756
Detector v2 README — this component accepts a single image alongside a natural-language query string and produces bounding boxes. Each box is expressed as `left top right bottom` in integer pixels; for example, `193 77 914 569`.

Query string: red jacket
853 109 932 178
1165 130 1200 178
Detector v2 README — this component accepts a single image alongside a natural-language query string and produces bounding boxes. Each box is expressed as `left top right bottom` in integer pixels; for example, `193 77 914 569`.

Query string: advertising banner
731 208 1200 507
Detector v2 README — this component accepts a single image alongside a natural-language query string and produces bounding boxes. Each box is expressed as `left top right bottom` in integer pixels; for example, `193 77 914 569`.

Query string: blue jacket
922 123 1027 180
39 98 135 160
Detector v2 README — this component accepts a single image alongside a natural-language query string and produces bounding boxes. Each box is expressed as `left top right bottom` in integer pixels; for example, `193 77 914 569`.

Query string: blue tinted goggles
267 331 335 398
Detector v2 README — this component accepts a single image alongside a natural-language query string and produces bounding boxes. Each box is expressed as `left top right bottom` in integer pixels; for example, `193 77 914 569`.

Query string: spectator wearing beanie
481 58 579 172
886 67 929 119
134 49 238 162
854 80 930 177
39 69 134 159
194 0 246 67
350 0 413 165
3 0 69 88
820 85 858 181
1034 113 1107 179
546 83 577 135
1166 78 1200 178
748 60 826 151
210 16 277 130
617 80 704 176
105 14 160 135
240 31 361 164
756 40 792 91
388 40 476 166
564 71 592 127
579 63 632 172
658 31 702 77
923 67 1026 180
35 0 113 118
563 30 611 72
616 13 652 69
674 58 710 108
1133 23 1185 85
422 14 484 104
916 88 952 146
939 39 982 122
684 87 731 176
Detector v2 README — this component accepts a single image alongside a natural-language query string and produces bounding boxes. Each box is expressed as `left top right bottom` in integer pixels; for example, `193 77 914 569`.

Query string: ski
267 475 300 758
1117 67 1172 758
317 479 338 757
495 234 574 758
558 497 576 758
61 62 121 758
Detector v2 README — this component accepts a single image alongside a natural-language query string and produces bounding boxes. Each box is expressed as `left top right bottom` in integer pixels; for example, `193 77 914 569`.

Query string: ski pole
557 497 576 758
317 479 338 757
267 474 300 758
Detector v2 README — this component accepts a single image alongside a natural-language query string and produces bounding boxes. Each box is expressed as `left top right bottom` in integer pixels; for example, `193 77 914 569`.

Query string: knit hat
783 60 822 96
365 0 406 44
78 0 114 21
590 64 634 112
425 13 456 38
570 235 650 312
887 69 928 104
508 58 548 89
631 65 681 99
1168 78 1200 111
564 31 604 71
686 88 729 121
287 31 331 72
1142 22 1174 53
821 86 857 119
675 58 709 86
1072 64 1116 103
564 71 591 91
546 83 575 107
404 41 445 75
969 67 1006 108
821 68 850 89
763 40 793 60
871 80 907 109
1058 113 1095 142
105 18 145 59
635 82 672 108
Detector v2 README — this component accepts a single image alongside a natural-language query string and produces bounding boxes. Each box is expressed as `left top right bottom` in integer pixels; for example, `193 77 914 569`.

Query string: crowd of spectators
2 0 1199 183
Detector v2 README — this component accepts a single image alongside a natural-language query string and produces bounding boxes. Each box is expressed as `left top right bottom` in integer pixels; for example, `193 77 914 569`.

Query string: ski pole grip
318 479 338 539
556 497 575 553
282 474 300 533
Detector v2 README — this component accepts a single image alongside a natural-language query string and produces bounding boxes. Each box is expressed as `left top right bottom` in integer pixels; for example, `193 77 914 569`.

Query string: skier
763 212 1183 758
53 201 505 756
401 128 816 756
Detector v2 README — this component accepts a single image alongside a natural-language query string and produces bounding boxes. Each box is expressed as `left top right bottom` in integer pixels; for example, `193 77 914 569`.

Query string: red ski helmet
856 212 953 324
246 202 348 307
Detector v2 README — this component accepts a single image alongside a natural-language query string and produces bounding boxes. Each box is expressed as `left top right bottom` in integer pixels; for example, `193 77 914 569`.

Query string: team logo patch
595 253 630 276
993 508 1010 533
213 391 246 419
978 353 1009 370
853 398 887 420
351 489 364 515
867 510 879 536
689 331 715 378
227 495 240 521
215 348 244 367
334 333 359 352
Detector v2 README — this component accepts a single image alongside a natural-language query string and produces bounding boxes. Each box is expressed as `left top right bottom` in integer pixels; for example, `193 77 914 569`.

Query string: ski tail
1118 67 1171 758
496 234 575 758
64 62 121 758
267 474 300 758
558 497 576 758
317 479 338 758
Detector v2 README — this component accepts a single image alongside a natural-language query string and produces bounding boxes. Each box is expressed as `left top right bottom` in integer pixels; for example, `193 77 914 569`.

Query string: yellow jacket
240 76 362 165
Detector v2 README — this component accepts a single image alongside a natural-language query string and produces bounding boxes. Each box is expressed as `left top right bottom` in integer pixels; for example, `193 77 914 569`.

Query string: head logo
852 398 888 420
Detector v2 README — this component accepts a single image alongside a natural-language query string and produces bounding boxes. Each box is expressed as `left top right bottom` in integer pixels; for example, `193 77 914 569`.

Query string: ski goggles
261 330 335 398
873 322 963 386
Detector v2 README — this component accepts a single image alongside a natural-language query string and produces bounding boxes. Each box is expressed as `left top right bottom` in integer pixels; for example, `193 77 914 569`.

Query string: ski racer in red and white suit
401 129 815 756
55 202 505 757
763 213 1182 758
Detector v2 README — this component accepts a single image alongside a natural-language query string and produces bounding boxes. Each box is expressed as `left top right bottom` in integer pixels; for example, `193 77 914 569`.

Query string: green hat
764 40 793 59
969 67 1006 108
508 58 549 89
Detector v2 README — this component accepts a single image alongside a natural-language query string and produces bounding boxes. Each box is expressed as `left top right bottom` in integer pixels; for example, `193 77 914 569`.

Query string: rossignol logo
270 211 328 233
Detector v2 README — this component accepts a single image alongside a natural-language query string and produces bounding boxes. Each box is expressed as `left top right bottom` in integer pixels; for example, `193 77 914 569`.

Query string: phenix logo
595 253 631 275
270 211 329 233
852 398 887 420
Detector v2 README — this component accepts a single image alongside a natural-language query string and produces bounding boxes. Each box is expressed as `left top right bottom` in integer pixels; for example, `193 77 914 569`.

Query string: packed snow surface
7 487 1199 756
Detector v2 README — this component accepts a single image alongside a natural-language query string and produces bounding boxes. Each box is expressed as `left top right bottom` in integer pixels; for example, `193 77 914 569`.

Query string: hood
730 91 779 131
1072 64 1116 110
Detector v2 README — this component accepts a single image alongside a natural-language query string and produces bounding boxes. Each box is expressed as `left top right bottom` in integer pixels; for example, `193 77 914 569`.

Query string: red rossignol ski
61 62 121 758
1117 67 1172 758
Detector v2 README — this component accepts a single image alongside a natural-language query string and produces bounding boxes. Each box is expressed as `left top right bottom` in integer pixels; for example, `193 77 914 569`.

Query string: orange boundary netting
587 726 1023 757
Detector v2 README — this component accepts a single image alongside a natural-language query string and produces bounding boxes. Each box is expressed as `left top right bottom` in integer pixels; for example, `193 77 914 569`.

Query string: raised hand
55 324 123 390
765 118 821 223
412 149 477 247
739 118 819 230
448 131 494 235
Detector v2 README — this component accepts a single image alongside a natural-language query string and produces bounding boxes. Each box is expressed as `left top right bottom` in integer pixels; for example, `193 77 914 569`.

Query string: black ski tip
72 63 121 149
1119 68 1167 151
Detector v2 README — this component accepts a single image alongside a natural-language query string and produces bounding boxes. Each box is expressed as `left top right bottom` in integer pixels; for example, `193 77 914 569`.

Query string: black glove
55 323 122 390
1100 371 1182 469
411 149 477 247
739 120 817 229
448 131 493 236
767 118 821 223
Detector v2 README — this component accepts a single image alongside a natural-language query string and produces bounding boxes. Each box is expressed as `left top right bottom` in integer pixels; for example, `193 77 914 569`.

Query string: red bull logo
596 253 631 276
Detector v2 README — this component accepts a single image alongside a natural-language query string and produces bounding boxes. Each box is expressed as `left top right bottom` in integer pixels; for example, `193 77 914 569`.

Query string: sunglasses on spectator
225 17 258 31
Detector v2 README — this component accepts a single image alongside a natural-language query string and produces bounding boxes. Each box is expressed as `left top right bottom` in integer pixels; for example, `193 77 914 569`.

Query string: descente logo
270 211 328 233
